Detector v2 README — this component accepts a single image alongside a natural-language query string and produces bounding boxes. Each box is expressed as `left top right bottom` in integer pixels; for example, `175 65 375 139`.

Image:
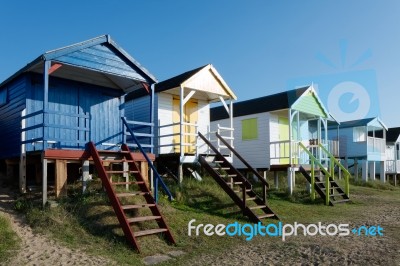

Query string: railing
158 121 199 155
216 132 269 204
122 117 173 202
386 160 400 173
123 118 154 153
21 109 89 151
367 137 385 154
206 124 234 158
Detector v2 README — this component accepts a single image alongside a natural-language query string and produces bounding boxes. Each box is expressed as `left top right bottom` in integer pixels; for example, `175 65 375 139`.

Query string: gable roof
126 64 236 102
0 35 157 93
211 85 328 121
338 117 388 130
386 127 400 143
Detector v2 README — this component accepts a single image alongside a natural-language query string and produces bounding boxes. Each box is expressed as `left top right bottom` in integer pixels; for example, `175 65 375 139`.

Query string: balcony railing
367 137 385 154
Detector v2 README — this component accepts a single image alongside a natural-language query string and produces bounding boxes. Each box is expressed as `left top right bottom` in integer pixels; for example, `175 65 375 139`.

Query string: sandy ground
186 193 400 266
0 186 115 266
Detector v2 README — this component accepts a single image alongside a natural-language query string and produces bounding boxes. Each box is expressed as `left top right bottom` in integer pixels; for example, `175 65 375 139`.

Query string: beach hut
210 85 348 200
126 64 237 181
0 35 157 201
328 117 388 182
384 127 400 185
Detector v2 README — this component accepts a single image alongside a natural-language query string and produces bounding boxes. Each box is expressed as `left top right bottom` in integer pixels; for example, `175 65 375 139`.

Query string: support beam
19 109 27 193
123 161 129 190
274 171 279 189
369 161 376 181
55 160 67 198
362 160 368 182
219 96 230 114
42 158 48 207
287 168 293 195
380 161 386 183
354 159 359 180
82 160 90 193
183 90 196 106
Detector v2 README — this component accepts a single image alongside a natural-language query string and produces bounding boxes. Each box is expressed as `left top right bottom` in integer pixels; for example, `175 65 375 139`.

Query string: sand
0 186 115 266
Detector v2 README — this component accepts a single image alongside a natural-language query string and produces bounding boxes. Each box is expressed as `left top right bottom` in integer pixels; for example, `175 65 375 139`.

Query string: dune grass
14 172 400 265
0 214 20 263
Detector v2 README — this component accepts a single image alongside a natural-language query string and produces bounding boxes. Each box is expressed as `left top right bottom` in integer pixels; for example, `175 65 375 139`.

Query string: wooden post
42 158 48 207
123 161 129 190
19 108 27 193
354 158 359 180
380 161 386 183
369 161 375 181
140 161 149 188
362 160 368 182
287 168 293 195
82 160 90 193
55 160 67 198
274 171 279 189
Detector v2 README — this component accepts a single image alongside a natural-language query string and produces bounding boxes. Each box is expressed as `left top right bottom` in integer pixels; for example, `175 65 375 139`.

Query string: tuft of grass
0 215 20 263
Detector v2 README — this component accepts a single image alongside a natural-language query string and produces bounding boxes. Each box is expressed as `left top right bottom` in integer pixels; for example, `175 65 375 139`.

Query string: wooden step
99 150 129 154
122 204 156 210
258 213 276 219
226 181 243 185
214 160 224 163
127 216 161 223
246 197 257 201
220 174 237 178
213 167 230 170
330 193 345 197
234 189 252 193
106 170 139 174
250 205 267 210
112 181 145 185
116 192 149 197
134 228 168 237
331 199 350 204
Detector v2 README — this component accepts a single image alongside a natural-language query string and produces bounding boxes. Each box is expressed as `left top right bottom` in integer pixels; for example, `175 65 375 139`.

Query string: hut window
353 126 366 142
242 118 258 140
0 88 7 106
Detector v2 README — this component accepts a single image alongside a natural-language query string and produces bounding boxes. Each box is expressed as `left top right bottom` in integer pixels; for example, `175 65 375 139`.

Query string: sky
1 0 399 126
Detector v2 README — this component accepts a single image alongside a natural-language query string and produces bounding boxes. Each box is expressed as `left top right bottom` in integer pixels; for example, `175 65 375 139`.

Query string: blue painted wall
0 75 27 159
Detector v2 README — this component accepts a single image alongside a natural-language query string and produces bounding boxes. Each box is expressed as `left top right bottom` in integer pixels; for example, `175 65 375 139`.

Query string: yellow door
279 117 289 164
173 97 198 153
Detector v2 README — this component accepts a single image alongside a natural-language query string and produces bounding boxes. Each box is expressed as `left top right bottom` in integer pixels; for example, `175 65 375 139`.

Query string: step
233 189 252 193
214 160 224 164
226 181 243 185
106 170 139 174
134 228 168 237
258 213 276 219
220 174 237 178
122 204 156 210
112 181 145 185
213 167 230 170
246 197 257 201
127 216 161 223
331 199 350 204
116 192 149 197
330 193 345 197
250 205 267 210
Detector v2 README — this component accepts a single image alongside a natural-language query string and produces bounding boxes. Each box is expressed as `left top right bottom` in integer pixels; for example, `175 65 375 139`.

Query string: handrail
121 117 173 202
298 142 331 205
198 132 252 188
319 143 350 196
216 132 270 189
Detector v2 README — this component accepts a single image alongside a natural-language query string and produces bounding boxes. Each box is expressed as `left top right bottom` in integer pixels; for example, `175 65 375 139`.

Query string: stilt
369 161 375 181
42 158 48 207
287 168 293 195
274 171 279 189
55 160 67 198
395 174 397 186
380 161 386 183
82 160 90 193
178 163 183 183
362 160 368 182
20 108 27 193
354 159 359 180
123 161 129 190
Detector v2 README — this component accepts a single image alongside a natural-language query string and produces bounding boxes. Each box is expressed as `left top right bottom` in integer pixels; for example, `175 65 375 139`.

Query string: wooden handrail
215 132 270 188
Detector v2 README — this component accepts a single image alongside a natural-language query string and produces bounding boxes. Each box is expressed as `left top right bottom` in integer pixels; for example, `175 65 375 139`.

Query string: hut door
279 117 289 164
172 97 198 154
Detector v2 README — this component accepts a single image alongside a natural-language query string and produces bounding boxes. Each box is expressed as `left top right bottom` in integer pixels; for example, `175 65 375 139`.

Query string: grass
13 172 400 265
0 214 20 263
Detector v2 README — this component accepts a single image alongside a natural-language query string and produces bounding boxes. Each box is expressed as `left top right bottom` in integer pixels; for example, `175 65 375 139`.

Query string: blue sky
1 1 399 126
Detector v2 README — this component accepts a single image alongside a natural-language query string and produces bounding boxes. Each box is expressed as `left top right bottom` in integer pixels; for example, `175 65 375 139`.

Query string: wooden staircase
299 166 350 206
88 142 175 252
198 133 278 223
